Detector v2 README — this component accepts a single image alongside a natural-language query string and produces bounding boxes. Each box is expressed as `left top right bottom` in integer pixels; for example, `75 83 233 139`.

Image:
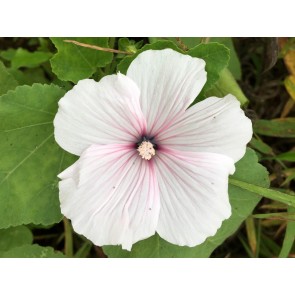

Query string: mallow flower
54 48 252 250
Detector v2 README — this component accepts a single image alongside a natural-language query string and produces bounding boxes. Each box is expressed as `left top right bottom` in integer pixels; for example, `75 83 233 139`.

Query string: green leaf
103 148 269 257
1 48 52 69
0 226 33 252
8 68 49 86
205 68 249 106
259 233 281 257
50 37 113 83
188 43 230 100
229 179 295 208
74 240 93 258
0 84 77 228
118 38 142 54
284 75 295 102
276 151 295 162
0 61 18 95
0 244 65 258
252 211 295 220
250 137 273 155
117 40 181 74
279 206 295 258
150 37 241 80
212 38 241 80
118 41 230 104
254 118 295 138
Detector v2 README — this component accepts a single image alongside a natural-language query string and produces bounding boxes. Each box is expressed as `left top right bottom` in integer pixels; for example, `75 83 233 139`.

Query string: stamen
137 141 156 160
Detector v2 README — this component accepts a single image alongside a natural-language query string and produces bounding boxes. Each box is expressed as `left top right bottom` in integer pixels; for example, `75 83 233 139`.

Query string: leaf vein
3 122 52 132
0 133 53 186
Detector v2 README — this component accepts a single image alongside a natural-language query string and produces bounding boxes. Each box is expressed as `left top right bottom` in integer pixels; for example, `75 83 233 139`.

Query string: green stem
63 217 73 257
229 178 295 207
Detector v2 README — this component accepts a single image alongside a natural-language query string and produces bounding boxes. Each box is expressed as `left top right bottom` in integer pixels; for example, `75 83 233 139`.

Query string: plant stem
63 39 132 55
175 37 188 51
63 217 73 257
201 37 211 44
229 178 295 207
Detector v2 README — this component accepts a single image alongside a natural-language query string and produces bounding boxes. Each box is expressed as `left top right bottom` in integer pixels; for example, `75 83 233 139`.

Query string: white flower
54 49 252 250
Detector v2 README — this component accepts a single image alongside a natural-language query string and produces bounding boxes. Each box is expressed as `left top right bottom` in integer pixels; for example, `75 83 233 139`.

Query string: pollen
137 141 156 160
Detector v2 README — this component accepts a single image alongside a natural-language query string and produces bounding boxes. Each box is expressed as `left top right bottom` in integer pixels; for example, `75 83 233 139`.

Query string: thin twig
63 39 132 55
201 37 211 44
176 37 188 51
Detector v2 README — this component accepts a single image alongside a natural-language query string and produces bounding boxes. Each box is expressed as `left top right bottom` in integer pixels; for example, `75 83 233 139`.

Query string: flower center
137 140 156 160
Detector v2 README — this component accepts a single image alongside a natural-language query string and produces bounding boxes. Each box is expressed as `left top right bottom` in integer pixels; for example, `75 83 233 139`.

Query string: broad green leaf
1 48 52 69
0 84 77 228
254 118 295 138
188 43 230 100
205 68 248 106
0 226 33 252
118 41 229 103
0 61 18 95
150 37 241 79
50 37 113 83
0 48 16 60
149 38 243 102
103 148 269 257
8 68 49 86
0 244 65 258
213 38 241 80
117 41 181 74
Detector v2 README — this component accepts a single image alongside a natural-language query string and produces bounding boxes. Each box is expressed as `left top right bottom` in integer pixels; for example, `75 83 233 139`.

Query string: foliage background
0 37 294 258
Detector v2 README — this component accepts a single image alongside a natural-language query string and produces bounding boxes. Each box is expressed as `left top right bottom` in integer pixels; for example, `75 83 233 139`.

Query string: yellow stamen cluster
137 141 156 160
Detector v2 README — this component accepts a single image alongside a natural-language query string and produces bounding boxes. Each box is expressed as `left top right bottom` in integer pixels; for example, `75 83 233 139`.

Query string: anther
137 141 156 160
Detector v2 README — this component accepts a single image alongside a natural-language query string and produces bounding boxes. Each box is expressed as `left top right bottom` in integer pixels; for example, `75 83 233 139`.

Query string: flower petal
54 74 146 156
59 144 160 251
154 148 235 247
156 94 252 163
127 49 206 137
